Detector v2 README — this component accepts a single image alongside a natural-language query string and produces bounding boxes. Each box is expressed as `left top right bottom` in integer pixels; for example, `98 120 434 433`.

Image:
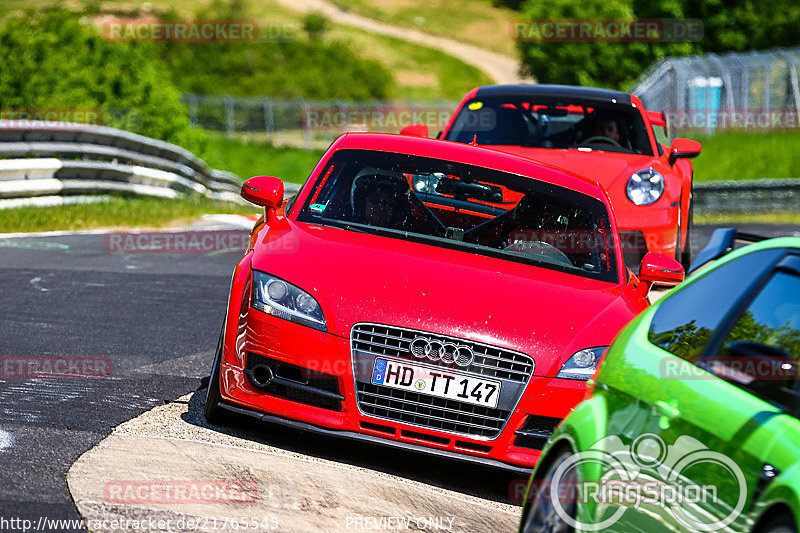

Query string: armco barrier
693 179 800 213
0 120 247 207
1 120 791 214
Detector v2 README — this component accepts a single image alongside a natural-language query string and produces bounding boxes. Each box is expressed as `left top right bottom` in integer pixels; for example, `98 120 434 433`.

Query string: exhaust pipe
250 364 274 387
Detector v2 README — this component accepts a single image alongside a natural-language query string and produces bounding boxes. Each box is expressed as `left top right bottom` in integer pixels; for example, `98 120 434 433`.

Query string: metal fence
632 46 800 133
182 94 458 149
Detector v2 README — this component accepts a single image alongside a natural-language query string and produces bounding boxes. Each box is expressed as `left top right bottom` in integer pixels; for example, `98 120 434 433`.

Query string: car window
648 249 785 360
296 149 619 282
705 269 800 409
444 97 653 156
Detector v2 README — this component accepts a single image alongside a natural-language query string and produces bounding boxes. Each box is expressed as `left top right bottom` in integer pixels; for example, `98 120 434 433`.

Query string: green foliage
516 0 695 89
202 135 324 184
0 8 208 154
158 37 393 100
155 1 392 100
675 0 800 53
515 0 800 89
688 130 800 181
725 311 800 358
303 12 330 41
649 319 713 360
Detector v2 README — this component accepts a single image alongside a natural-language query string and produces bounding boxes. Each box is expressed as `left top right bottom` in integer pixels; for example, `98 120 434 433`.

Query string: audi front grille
350 323 535 439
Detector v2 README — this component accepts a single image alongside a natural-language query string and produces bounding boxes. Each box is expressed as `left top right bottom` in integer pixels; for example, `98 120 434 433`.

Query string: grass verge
328 0 519 56
695 211 800 225
1 0 492 101
203 135 324 184
683 131 800 182
0 196 260 233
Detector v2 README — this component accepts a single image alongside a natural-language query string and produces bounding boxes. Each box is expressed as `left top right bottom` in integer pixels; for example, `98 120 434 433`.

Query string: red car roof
329 132 609 202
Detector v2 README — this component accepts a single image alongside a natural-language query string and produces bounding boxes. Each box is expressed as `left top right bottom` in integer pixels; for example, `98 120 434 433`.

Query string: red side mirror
668 138 702 165
638 252 685 295
400 123 429 138
241 176 284 221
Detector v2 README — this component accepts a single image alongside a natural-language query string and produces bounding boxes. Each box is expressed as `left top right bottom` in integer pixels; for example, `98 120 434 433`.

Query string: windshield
297 149 618 282
444 96 653 155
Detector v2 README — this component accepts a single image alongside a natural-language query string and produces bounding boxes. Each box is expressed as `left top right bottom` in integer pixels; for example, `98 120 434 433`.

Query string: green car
520 230 800 533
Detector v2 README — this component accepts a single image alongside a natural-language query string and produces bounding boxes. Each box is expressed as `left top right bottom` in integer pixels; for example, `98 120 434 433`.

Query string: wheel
757 514 797 533
680 199 694 271
203 322 226 424
520 450 577 533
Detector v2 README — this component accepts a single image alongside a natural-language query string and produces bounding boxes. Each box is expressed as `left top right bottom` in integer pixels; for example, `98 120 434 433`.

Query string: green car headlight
251 270 326 331
557 347 608 380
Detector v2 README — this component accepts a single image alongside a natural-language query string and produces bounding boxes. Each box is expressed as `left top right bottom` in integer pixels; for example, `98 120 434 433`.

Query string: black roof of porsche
474 84 632 105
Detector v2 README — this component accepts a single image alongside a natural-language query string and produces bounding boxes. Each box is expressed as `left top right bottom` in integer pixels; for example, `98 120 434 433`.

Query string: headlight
626 169 664 205
556 347 607 380
251 270 326 331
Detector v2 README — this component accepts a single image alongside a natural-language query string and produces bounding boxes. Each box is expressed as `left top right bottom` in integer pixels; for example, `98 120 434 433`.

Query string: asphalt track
1 222 799 532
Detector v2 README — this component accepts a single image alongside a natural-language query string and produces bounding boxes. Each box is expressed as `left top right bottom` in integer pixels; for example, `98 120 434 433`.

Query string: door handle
656 400 681 419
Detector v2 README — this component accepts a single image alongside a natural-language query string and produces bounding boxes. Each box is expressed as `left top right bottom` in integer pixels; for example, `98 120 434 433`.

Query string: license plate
371 358 501 408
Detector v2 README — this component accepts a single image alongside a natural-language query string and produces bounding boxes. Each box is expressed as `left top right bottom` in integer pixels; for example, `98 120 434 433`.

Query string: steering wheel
503 240 572 266
580 136 621 147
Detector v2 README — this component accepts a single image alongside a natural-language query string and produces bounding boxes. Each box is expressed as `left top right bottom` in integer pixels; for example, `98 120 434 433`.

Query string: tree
0 9 207 154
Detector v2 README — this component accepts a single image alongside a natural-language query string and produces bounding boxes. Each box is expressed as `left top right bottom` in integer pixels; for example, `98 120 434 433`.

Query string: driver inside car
589 117 620 143
351 172 413 229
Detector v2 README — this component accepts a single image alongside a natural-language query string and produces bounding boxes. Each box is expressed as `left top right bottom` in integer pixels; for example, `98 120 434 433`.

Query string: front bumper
219 310 589 471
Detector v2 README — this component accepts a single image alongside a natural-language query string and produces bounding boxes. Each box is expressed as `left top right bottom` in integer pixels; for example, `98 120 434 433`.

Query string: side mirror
400 123 429 138
638 252 685 296
241 176 284 222
668 138 702 165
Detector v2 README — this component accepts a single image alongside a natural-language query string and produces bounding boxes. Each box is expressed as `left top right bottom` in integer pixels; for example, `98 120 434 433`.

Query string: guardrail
0 120 246 208
0 120 794 214
694 179 800 213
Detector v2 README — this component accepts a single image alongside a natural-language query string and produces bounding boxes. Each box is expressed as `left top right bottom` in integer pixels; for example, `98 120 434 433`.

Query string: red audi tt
204 132 684 472
419 85 702 271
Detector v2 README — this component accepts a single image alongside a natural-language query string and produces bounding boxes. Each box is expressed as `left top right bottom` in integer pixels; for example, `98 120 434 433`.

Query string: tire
203 322 226 424
757 514 797 533
520 450 577 533
680 200 694 272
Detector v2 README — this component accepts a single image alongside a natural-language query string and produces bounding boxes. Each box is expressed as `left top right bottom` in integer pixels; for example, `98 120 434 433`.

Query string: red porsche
204 132 684 471
422 85 702 271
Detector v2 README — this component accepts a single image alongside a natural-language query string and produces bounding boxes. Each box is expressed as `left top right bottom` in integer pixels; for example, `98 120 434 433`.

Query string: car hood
250 220 646 376
485 146 656 190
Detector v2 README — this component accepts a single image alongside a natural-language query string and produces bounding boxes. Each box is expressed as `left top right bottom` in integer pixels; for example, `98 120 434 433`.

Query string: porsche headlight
626 169 664 205
557 347 607 380
251 270 326 331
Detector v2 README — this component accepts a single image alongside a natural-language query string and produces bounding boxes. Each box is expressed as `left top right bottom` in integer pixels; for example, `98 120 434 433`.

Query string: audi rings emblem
409 337 475 367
